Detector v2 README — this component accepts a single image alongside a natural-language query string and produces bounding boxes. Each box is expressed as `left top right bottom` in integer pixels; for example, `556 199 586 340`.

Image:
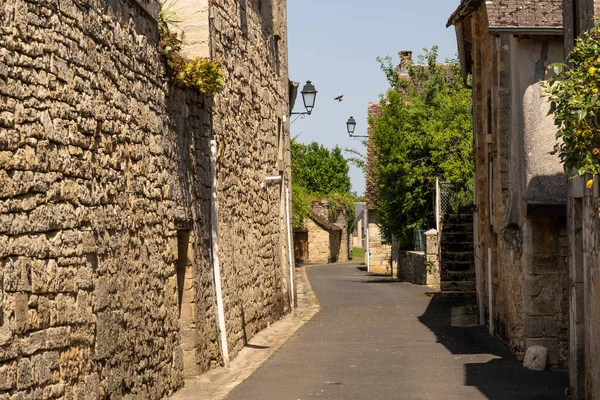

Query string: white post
488 247 494 335
365 209 371 272
210 140 229 366
435 177 440 232
285 186 295 309
474 210 485 326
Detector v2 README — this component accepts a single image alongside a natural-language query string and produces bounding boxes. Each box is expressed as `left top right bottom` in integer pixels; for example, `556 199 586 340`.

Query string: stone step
440 260 475 271
442 213 473 222
441 280 477 292
441 223 473 234
441 242 474 253
436 290 477 300
441 231 474 240
442 251 474 262
441 270 476 281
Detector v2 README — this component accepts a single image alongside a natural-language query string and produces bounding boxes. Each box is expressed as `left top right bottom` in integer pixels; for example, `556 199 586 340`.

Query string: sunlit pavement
226 263 567 400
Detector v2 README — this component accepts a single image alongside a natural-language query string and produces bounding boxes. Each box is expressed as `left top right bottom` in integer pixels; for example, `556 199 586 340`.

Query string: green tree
370 47 473 247
291 140 351 195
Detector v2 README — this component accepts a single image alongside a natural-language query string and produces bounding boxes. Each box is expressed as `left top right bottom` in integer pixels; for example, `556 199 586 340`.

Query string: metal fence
413 229 427 252
435 178 472 231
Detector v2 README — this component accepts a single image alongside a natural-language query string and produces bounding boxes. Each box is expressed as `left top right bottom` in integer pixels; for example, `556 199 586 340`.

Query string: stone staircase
439 212 476 297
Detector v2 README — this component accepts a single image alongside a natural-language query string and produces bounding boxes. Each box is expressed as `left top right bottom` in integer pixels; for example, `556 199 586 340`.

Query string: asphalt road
226 263 568 400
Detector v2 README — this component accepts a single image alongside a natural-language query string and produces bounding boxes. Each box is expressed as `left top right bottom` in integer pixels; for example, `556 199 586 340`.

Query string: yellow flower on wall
587 179 594 189
589 66 597 75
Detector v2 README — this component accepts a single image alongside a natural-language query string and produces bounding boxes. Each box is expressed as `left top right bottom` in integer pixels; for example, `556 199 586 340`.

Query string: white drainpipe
488 247 494 335
285 186 295 309
365 209 371 272
210 140 229 366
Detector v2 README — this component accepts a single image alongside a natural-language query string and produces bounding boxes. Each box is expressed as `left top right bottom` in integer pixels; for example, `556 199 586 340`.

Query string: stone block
523 345 548 371
527 284 560 316
0 363 15 391
526 337 559 366
3 257 31 292
21 327 70 355
16 358 31 390
14 292 29 334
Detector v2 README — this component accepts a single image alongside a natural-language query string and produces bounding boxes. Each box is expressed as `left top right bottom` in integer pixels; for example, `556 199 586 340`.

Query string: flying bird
334 95 344 102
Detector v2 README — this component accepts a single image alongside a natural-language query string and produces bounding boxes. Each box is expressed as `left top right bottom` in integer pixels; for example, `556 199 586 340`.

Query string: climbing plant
158 0 224 94
546 25 600 188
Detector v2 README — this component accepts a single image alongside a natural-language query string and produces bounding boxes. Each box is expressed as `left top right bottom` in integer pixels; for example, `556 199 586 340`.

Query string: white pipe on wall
488 247 494 335
210 140 230 366
366 209 371 272
474 211 485 326
435 178 440 232
285 186 295 309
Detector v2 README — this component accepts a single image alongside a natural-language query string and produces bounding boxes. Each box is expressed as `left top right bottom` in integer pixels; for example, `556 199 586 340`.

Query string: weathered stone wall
209 0 293 360
397 252 427 286
305 218 335 264
0 0 219 397
465 3 568 369
367 211 392 275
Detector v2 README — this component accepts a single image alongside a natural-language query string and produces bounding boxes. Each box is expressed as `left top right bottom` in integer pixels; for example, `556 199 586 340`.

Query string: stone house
447 0 569 368
293 201 349 264
562 1 600 397
0 0 293 398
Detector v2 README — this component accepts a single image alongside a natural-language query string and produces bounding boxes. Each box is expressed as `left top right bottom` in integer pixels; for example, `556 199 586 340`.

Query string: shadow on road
418 293 568 399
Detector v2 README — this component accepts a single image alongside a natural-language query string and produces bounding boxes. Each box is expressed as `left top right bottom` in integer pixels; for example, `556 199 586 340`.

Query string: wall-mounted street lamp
347 116 367 138
290 81 318 119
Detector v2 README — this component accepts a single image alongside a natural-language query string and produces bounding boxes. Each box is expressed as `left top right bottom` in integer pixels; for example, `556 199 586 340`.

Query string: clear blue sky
287 0 461 196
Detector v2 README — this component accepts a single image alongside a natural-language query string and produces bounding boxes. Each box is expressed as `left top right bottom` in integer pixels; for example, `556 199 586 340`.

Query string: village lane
226 263 567 400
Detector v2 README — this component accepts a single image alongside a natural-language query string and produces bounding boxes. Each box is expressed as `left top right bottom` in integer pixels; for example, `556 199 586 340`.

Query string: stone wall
0 0 293 397
209 0 293 361
0 0 219 397
304 218 337 264
462 3 568 369
367 211 392 275
397 252 427 286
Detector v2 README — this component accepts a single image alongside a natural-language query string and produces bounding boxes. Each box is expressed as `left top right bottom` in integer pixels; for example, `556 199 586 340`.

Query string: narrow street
227 263 568 400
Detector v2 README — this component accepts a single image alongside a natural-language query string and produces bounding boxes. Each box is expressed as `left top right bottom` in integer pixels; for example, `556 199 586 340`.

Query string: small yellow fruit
587 179 594 189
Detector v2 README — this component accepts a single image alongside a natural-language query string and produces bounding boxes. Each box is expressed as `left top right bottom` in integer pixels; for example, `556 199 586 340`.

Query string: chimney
399 50 412 76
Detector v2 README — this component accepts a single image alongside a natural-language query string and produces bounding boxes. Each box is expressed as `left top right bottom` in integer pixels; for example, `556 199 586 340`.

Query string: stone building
447 0 569 368
0 0 293 398
293 201 349 264
562 1 600 397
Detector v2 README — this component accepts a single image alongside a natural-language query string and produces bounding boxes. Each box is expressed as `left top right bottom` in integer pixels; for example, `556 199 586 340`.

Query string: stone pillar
425 229 440 289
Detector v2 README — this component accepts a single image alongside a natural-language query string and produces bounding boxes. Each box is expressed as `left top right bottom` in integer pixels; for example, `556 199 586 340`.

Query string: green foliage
291 140 351 194
545 25 600 184
370 47 473 248
291 183 310 230
158 1 224 94
291 140 356 230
